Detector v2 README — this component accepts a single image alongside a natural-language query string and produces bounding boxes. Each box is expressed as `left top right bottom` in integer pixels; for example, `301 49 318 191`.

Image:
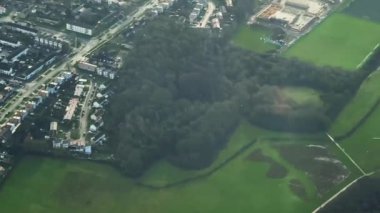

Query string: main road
0 0 156 122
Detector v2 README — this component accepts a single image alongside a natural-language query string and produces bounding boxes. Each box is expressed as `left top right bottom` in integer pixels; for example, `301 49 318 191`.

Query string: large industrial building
252 0 329 32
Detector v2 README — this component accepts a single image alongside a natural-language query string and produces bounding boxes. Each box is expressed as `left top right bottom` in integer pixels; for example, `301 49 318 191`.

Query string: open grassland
281 87 322 107
285 14 380 70
0 123 345 213
344 0 380 23
340 104 380 172
141 121 318 186
330 69 380 136
234 25 277 53
0 152 319 213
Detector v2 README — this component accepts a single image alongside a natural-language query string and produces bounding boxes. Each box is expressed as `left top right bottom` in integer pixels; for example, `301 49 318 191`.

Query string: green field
340 103 380 172
281 87 322 107
234 25 277 53
329 68 380 172
285 13 380 70
344 0 380 23
140 122 259 186
0 151 319 213
141 121 314 186
0 122 345 213
331 69 380 136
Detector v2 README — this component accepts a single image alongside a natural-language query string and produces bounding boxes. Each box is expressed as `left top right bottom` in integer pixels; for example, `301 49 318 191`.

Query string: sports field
285 13 380 70
331 69 380 136
234 25 277 53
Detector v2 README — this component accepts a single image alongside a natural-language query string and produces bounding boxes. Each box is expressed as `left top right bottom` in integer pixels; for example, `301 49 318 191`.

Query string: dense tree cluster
104 17 366 176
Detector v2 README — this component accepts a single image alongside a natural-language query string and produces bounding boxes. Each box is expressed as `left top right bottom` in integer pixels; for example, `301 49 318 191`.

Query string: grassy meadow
233 25 277 53
285 14 380 70
281 87 323 107
339 103 380 172
0 122 344 213
330 69 380 136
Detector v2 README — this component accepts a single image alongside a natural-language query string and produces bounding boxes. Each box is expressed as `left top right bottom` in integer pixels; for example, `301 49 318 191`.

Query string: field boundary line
312 171 375 213
327 133 366 175
136 139 257 189
334 97 380 141
357 43 380 69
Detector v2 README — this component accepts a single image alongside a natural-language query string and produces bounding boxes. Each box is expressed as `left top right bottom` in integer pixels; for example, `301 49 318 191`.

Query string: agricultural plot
140 121 312 186
340 104 380 172
0 111 361 213
0 123 353 213
285 14 380 70
331 69 380 136
344 0 380 23
234 26 277 53
0 147 317 213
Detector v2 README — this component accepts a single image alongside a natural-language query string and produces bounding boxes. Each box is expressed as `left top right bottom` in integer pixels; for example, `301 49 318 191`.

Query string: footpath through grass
285 13 380 70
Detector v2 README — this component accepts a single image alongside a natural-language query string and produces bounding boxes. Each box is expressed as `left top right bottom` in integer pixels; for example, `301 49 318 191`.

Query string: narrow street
78 81 95 145
199 1 215 28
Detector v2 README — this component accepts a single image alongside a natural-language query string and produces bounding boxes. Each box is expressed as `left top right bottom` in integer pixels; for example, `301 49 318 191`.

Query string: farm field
344 0 380 23
141 121 318 186
330 69 380 136
339 103 380 173
285 13 380 70
234 25 277 53
0 123 350 213
0 151 318 213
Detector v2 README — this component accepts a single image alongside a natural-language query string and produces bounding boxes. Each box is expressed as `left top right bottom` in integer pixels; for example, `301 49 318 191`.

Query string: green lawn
0 145 322 213
234 25 277 53
285 13 380 70
340 103 380 172
330 69 380 136
0 122 334 213
141 121 313 186
281 87 323 107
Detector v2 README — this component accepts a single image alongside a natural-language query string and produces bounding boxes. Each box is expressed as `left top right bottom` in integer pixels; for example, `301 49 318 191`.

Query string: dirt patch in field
276 144 350 196
267 162 288 179
247 149 288 179
289 179 308 201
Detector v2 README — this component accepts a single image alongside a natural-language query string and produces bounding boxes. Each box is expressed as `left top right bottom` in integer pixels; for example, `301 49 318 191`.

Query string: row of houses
78 61 116 79
0 72 74 142
0 22 68 81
